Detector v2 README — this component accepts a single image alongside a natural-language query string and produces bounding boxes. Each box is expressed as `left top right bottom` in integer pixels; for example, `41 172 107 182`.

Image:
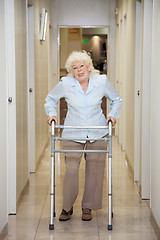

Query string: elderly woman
44 51 123 221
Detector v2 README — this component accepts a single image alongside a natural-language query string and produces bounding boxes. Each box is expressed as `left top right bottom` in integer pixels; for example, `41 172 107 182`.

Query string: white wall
50 0 116 88
150 0 160 228
0 0 8 233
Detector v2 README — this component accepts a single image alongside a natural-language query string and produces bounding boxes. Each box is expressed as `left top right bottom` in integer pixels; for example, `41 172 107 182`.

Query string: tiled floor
5 137 158 240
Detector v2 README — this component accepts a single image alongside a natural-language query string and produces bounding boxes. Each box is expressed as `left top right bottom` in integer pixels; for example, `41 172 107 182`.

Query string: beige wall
150 0 160 228
14 0 29 203
116 0 136 171
60 28 82 71
60 29 68 70
125 1 136 171
32 0 50 169
68 28 82 54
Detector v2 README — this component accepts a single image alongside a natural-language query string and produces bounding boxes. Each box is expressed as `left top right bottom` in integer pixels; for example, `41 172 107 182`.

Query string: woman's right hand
47 116 57 126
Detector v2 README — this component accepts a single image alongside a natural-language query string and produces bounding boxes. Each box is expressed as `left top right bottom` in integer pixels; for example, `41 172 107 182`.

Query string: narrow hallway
5 136 157 240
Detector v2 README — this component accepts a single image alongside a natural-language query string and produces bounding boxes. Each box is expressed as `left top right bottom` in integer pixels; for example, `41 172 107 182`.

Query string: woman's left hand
106 116 116 126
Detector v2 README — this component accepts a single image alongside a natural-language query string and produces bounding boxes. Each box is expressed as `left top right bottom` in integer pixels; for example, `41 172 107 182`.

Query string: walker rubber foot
49 224 54 230
108 224 112 231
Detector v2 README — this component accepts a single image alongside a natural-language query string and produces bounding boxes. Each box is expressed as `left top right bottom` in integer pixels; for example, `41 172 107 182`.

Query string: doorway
58 27 108 125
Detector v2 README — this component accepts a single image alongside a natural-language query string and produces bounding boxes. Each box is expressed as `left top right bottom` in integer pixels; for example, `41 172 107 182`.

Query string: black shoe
82 208 92 221
59 207 73 221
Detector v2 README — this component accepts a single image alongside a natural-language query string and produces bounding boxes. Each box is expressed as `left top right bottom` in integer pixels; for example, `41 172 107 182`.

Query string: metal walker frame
49 121 113 231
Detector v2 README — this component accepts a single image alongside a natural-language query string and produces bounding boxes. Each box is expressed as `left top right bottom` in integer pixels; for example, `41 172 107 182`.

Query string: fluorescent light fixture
43 11 48 40
40 8 48 41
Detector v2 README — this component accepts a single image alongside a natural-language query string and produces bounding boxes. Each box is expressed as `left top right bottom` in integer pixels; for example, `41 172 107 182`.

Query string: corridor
4 136 157 240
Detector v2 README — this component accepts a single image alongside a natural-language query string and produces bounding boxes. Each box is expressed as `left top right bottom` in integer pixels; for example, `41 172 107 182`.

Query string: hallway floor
5 137 158 240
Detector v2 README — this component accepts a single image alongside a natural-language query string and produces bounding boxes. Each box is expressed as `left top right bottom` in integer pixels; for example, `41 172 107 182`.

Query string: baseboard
16 179 30 211
125 153 134 179
36 139 50 171
150 211 160 240
0 224 8 240
138 182 142 197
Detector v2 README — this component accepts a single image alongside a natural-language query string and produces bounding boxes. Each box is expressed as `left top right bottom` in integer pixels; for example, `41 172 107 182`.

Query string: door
0 0 10 225
27 5 35 173
141 0 153 199
134 0 142 182
6 0 17 214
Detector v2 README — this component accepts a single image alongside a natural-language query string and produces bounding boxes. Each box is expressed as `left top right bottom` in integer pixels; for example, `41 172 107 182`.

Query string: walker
49 120 113 231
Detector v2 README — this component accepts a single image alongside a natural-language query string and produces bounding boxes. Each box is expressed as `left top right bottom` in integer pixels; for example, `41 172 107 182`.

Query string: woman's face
72 60 90 83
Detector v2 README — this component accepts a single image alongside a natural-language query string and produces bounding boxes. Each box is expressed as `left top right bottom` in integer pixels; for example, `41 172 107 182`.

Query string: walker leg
108 157 113 231
49 155 55 230
108 121 113 231
49 121 55 230
54 158 56 218
49 224 54 230
108 224 112 231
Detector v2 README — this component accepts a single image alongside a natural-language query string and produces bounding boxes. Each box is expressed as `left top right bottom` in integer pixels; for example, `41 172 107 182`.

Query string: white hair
65 50 100 77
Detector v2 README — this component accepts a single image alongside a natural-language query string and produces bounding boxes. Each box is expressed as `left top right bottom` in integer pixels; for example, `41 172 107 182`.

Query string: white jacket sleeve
44 80 64 117
104 76 123 119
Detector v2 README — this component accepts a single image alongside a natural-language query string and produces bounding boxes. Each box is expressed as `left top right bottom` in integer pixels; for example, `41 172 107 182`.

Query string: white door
6 0 17 214
27 5 35 173
0 0 9 225
134 0 142 182
141 0 153 199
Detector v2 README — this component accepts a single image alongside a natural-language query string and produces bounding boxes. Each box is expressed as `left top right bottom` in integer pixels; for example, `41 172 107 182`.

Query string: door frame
57 25 110 119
